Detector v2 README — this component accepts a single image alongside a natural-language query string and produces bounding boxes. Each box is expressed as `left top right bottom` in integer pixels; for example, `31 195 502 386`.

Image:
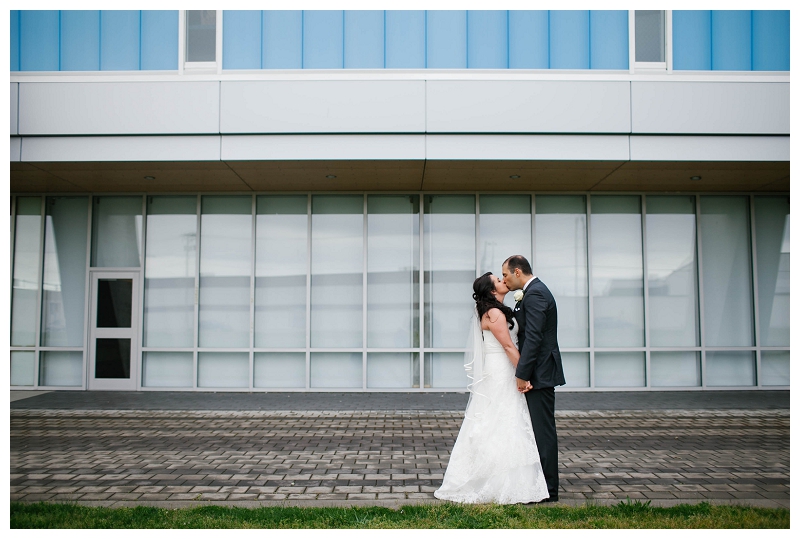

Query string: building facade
10 10 790 392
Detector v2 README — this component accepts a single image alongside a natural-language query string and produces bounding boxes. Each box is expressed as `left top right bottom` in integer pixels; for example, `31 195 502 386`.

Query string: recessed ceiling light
144 176 156 180
509 175 520 179
690 176 702 181
326 175 337 179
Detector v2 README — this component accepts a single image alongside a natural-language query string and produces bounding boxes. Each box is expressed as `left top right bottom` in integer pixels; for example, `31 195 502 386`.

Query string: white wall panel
426 135 630 160
220 81 426 133
18 82 220 135
11 137 21 162
631 82 789 134
20 136 221 162
10 83 19 135
426 81 631 133
222 135 425 160
630 135 789 161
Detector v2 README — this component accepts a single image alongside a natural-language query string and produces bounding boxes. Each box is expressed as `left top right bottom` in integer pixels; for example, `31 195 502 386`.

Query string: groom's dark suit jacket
513 277 566 389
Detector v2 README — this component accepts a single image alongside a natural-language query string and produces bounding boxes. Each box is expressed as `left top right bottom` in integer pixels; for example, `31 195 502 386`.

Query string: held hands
516 377 533 393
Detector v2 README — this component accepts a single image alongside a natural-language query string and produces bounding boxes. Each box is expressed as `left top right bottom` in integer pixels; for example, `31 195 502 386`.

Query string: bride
434 272 549 505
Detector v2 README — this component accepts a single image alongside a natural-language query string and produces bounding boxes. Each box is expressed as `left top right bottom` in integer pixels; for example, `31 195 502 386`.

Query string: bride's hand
516 377 531 393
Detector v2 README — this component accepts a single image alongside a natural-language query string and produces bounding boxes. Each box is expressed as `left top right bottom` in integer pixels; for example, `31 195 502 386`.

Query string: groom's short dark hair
504 255 532 276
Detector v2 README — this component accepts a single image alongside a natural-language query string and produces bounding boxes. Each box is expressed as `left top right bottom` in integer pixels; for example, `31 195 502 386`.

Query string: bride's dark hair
472 272 515 329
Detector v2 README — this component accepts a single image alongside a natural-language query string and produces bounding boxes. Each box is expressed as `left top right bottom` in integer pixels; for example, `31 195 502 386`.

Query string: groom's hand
516 377 532 393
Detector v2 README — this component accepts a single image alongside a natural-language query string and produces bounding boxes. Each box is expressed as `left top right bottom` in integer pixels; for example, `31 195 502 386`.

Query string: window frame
629 10 672 73
179 9 223 74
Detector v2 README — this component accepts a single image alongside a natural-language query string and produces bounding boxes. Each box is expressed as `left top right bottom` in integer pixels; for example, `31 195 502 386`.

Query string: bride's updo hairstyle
472 272 515 329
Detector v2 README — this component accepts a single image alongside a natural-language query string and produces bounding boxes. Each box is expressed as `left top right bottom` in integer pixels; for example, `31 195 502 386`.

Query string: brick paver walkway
10 396 789 508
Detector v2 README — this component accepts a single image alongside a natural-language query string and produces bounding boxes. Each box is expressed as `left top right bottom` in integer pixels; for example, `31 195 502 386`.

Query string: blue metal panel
303 10 343 68
672 10 711 70
385 10 425 68
100 10 140 70
263 10 302 68
141 11 178 70
11 10 20 71
711 10 751 71
549 10 590 69
427 10 467 68
223 10 261 69
60 11 100 71
467 10 507 68
20 10 59 71
589 10 627 69
752 10 789 71
508 10 548 68
344 10 383 68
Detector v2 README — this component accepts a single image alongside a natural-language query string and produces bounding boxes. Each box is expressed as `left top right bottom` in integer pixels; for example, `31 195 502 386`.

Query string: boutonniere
513 290 524 302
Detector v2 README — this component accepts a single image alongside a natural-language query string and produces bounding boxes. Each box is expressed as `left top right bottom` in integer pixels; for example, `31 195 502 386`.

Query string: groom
502 255 565 503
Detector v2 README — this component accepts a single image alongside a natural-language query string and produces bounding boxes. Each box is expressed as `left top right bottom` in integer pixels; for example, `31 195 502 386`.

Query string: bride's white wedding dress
434 322 549 504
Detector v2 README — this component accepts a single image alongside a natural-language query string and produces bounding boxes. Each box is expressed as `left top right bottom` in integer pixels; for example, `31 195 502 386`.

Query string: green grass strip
11 500 789 529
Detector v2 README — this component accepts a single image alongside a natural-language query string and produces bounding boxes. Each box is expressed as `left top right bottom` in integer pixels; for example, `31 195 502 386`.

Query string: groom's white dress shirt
522 276 537 292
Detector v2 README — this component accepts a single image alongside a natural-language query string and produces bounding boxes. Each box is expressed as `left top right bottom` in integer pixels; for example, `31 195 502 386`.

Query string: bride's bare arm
483 308 521 367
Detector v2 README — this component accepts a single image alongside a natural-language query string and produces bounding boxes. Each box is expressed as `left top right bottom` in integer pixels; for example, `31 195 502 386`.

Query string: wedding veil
463 306 491 421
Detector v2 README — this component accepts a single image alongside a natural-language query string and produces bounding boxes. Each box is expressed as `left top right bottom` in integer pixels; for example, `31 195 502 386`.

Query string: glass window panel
699 196 754 347
424 195 476 348
311 196 363 348
41 197 88 347
11 351 35 386
536 196 589 347
254 353 306 388
91 196 142 268
11 197 42 346
186 10 216 62
197 352 249 388
561 352 589 388
754 196 789 347
646 196 699 347
143 196 197 348
367 195 419 348
96 279 132 328
650 351 701 387
635 10 665 62
367 353 419 389
95 338 131 379
591 196 644 347
310 352 362 388
479 195 531 311
198 196 252 348
706 351 755 387
595 352 645 387
761 351 789 386
425 352 469 389
142 352 193 388
255 196 308 349
39 351 83 386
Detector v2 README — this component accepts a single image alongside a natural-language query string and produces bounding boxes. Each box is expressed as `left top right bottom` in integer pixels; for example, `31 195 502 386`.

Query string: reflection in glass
96 279 132 328
11 197 42 346
91 196 142 268
536 196 588 347
41 197 88 347
310 353 362 388
143 196 197 348
761 351 789 386
480 195 530 311
754 197 789 346
367 196 419 348
11 351 35 386
198 352 249 387
591 196 644 347
595 352 645 387
700 196 754 346
650 352 701 387
646 196 699 346
255 196 307 348
706 351 755 386
254 353 306 388
39 351 83 386
367 353 419 388
198 196 252 348
561 352 589 388
426 352 469 389
95 338 131 379
142 352 193 388
424 196 475 349
311 196 363 348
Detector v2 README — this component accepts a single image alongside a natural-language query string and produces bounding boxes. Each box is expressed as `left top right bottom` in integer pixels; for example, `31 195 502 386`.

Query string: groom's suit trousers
524 386 558 498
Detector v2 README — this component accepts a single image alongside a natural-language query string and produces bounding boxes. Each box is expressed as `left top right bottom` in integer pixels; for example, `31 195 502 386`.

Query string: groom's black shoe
539 495 559 503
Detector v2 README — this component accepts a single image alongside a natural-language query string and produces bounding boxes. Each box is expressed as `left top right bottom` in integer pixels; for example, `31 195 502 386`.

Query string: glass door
88 272 139 390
